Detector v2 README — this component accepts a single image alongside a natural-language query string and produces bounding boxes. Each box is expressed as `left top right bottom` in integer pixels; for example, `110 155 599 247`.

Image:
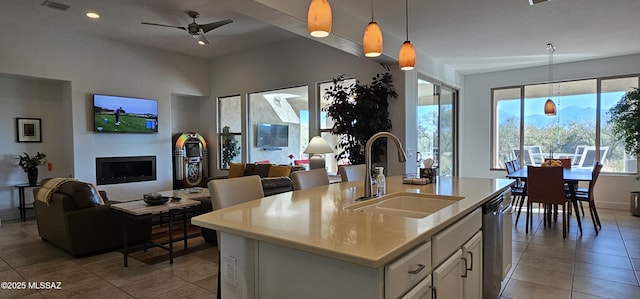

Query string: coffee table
111 198 201 267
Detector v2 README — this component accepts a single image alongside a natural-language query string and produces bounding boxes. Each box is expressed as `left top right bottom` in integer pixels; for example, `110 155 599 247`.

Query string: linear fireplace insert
96 156 156 185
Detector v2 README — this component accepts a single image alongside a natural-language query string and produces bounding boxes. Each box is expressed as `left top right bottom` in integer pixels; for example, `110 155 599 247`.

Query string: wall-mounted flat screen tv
93 94 158 133
256 123 288 147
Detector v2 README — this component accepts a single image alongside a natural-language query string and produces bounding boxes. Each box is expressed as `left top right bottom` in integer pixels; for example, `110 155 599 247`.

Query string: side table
14 183 40 222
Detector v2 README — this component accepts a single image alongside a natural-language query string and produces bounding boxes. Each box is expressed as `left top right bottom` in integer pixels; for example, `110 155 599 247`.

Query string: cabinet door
461 231 483 299
401 275 432 299
433 249 464 299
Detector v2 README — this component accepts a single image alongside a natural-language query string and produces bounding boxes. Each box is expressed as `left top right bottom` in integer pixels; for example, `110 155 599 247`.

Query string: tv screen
256 123 288 147
93 94 158 133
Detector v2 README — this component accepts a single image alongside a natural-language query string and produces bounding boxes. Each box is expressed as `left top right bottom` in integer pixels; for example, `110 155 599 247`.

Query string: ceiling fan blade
141 22 187 32
199 19 233 33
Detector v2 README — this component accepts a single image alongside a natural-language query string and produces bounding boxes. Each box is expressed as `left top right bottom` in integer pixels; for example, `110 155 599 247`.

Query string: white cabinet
401 275 432 299
433 249 464 299
386 242 432 298
462 231 483 299
431 209 483 299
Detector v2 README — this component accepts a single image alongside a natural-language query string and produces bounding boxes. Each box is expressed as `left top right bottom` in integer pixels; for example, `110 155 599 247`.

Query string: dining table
506 166 594 234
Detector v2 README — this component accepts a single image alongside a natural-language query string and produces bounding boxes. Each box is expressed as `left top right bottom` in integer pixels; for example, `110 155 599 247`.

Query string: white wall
207 37 409 177
462 53 640 210
0 22 210 218
0 76 74 217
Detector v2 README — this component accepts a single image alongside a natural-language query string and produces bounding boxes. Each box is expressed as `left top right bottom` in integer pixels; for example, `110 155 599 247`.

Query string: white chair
572 145 587 166
291 168 330 190
208 175 264 299
577 146 608 168
339 164 367 182
524 145 544 165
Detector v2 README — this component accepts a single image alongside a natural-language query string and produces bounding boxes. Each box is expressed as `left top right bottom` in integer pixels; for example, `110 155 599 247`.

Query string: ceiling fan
142 11 233 45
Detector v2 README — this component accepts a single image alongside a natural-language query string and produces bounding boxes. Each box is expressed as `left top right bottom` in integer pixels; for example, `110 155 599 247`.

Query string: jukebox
173 132 209 189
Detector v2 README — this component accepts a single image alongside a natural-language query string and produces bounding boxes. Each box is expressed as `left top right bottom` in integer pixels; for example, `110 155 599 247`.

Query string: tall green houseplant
609 87 640 159
221 126 240 168
323 66 398 165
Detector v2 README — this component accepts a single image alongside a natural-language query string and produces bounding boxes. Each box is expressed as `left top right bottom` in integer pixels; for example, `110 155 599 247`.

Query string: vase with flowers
288 154 295 165
17 152 47 185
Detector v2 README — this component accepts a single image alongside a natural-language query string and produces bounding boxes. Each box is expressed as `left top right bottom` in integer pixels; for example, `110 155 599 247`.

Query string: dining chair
572 162 603 234
506 160 527 226
526 166 571 238
208 175 265 299
291 168 330 190
339 164 367 182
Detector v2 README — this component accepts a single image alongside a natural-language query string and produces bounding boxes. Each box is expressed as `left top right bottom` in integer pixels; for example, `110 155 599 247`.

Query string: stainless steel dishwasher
483 194 504 299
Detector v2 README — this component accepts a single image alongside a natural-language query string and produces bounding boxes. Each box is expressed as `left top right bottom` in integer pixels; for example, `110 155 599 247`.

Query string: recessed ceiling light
86 12 100 19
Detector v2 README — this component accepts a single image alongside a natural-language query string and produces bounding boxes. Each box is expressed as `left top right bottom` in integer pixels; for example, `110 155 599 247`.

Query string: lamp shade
308 0 332 38
399 41 415 70
363 21 383 57
544 98 556 116
304 136 333 154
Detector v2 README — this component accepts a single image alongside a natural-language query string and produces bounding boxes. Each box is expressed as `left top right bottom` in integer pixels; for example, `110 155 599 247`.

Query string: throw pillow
228 163 246 178
268 165 291 177
254 164 271 178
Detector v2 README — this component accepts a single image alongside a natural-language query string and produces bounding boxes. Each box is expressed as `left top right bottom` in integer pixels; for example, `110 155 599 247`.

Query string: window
492 75 639 173
248 86 309 165
319 78 356 174
218 95 242 169
417 78 458 176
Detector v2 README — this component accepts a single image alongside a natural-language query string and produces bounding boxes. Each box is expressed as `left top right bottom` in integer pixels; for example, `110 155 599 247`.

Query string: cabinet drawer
432 209 481 267
386 241 432 299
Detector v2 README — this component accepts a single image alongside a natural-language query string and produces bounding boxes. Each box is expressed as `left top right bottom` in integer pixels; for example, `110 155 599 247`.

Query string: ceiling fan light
544 98 556 115
308 0 332 37
363 21 383 57
399 41 415 70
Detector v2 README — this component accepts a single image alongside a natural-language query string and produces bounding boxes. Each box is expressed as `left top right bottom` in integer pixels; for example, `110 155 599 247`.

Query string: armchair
33 180 150 256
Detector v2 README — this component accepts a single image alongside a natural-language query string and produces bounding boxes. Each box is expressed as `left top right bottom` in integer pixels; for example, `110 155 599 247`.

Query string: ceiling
3 0 640 75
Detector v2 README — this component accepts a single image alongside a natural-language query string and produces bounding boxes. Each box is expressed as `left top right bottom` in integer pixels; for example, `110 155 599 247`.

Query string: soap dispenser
375 167 386 196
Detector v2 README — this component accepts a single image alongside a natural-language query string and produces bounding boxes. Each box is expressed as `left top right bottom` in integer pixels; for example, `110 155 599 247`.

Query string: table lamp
304 136 334 169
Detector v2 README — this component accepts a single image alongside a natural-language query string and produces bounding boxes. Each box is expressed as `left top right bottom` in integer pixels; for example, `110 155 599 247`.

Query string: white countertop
192 176 513 268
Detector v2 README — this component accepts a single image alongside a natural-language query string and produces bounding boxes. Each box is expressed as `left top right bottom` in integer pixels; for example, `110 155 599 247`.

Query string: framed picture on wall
16 118 42 143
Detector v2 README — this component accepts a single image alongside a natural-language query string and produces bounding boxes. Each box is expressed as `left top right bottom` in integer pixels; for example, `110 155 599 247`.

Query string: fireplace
96 156 156 185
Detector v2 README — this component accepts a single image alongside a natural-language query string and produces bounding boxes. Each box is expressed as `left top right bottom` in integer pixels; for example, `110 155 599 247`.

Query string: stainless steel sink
346 192 464 218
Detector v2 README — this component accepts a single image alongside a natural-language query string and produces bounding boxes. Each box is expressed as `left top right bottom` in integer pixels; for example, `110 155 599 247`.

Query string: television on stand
93 94 158 133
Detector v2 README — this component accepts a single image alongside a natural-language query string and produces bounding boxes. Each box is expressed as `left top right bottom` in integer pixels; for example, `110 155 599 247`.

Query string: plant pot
27 167 38 186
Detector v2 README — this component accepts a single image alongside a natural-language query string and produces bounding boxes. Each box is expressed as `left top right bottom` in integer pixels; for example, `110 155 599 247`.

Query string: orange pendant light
399 0 415 70
363 22 383 57
544 98 556 116
544 43 556 115
363 0 383 57
308 0 332 38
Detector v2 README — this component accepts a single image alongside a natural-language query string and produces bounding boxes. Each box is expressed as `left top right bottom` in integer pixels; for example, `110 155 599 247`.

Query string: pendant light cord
405 0 409 41
371 0 374 22
547 43 555 98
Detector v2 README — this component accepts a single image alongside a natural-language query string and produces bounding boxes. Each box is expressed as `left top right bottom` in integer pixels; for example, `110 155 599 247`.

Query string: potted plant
17 152 47 185
608 87 640 215
323 65 397 165
221 126 240 169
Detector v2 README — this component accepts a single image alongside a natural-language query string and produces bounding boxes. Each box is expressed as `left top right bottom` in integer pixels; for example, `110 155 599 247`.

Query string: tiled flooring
1 207 640 298
502 207 640 299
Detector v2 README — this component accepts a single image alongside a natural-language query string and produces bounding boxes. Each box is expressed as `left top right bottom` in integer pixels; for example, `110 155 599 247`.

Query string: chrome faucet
363 132 408 199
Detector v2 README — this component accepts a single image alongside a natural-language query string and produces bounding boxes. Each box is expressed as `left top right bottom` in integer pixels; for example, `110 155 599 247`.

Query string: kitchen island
192 176 513 298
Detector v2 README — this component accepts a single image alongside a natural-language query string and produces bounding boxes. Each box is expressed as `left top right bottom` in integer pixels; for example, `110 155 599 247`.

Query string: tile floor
1 207 639 298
